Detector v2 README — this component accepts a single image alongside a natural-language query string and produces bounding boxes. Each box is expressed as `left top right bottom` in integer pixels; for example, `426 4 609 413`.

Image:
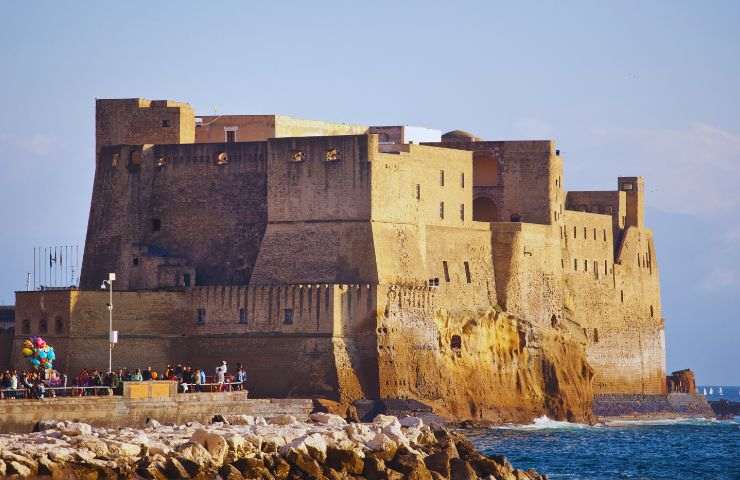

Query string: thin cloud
0 133 58 156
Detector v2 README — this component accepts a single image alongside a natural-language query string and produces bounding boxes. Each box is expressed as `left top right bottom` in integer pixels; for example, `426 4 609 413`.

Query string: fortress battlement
12 97 668 421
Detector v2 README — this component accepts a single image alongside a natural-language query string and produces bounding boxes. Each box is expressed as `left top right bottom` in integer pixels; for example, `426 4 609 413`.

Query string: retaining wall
0 393 312 433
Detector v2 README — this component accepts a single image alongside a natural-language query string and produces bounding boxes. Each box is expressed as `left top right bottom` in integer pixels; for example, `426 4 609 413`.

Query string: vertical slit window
464 261 472 283
443 261 450 282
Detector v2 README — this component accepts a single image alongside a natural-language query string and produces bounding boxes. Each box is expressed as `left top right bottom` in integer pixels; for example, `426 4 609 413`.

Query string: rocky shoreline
0 414 545 479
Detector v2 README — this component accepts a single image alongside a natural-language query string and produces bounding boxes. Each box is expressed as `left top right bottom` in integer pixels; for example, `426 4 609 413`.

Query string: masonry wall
250 135 377 284
81 141 268 290
561 210 665 394
96 99 194 150
195 115 367 143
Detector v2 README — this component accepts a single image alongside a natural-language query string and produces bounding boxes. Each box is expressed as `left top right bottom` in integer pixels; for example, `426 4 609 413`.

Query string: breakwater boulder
0 414 545 479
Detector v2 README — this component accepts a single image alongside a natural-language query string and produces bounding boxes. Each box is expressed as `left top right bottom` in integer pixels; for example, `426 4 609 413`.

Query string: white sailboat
703 387 707 395
719 387 723 396
709 387 714 395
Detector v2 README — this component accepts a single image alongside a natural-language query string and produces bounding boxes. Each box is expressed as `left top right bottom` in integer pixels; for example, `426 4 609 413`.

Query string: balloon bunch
21 336 56 370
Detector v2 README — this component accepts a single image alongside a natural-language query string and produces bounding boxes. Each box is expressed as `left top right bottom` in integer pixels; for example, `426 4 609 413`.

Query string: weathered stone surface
325 445 364 474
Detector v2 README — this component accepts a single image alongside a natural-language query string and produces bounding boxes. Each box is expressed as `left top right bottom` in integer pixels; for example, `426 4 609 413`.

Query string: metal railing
0 386 113 399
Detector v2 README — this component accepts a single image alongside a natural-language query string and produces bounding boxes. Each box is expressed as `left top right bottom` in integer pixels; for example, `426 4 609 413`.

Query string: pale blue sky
0 1 738 383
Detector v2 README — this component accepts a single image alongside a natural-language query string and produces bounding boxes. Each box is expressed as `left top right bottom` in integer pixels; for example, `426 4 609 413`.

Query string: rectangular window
440 202 445 219
440 170 445 186
603 229 607 241
197 308 206 325
152 218 161 232
428 278 440 287
443 261 450 282
283 309 294 325
574 259 578 271
585 260 588 272
161 119 170 128
561 258 565 269
573 226 577 238
460 204 465 221
183 273 191 287
604 260 608 274
583 226 587 238
594 260 598 278
593 228 596 240
463 261 472 283
239 308 247 324
226 130 236 143
460 173 465 188
416 184 420 200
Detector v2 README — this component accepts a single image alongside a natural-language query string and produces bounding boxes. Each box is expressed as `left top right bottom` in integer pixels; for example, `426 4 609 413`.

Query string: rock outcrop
0 415 546 479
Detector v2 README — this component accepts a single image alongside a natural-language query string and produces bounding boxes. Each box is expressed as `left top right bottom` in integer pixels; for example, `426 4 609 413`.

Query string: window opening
464 261 472 283
443 261 450 282
283 309 294 324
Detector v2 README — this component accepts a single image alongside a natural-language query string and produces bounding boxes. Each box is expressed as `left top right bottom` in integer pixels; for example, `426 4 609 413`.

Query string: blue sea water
468 416 740 480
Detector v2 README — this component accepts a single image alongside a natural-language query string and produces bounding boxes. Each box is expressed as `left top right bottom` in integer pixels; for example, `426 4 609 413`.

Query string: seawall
0 393 312 433
593 393 714 420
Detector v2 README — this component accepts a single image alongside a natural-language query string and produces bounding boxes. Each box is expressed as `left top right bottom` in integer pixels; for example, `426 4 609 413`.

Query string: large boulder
325 445 365 475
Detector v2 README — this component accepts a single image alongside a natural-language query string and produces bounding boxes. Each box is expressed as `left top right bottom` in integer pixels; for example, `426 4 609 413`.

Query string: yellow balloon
23 340 33 349
22 348 34 357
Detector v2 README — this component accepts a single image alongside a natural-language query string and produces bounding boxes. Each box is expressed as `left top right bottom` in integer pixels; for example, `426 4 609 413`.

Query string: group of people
0 361 248 399
0 368 67 399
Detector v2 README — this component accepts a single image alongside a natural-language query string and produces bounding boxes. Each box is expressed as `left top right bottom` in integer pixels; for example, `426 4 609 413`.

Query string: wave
491 416 599 431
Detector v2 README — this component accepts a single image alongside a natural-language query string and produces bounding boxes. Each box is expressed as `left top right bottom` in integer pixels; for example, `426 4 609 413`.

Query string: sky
0 1 738 384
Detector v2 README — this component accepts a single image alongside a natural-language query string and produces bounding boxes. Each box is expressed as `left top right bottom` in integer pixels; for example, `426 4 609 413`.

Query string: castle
12 98 666 422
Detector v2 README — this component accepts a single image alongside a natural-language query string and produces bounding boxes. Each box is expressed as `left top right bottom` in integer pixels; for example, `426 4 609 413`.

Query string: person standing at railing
215 360 227 390
130 368 143 382
9 371 18 391
235 363 247 391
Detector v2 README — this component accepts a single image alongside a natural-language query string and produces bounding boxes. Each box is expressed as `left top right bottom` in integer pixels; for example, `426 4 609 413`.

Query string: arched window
550 315 558 328
55 316 64 334
450 335 462 350
39 318 48 334
21 319 30 334
473 197 498 222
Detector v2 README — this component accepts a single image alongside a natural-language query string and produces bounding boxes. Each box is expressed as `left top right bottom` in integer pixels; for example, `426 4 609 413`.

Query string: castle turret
95 98 195 152
618 176 645 228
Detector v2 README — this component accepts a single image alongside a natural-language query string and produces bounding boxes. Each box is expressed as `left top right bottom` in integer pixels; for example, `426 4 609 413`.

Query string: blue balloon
49 351 56 360
39 351 47 359
30 358 40 366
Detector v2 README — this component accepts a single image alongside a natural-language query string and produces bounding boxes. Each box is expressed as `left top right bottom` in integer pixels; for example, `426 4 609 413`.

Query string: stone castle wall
13 98 671 422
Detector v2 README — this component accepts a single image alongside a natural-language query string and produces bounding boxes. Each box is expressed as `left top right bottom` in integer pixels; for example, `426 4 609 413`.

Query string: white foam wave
602 417 729 427
491 416 597 430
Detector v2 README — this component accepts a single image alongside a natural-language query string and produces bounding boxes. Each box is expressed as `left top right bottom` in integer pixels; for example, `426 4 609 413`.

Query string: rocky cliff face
374 297 594 424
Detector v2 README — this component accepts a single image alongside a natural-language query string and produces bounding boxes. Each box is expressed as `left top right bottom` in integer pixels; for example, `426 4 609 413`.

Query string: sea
467 386 740 480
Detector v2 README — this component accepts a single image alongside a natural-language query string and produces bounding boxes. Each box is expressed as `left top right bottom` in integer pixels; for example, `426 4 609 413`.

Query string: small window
463 261 472 283
325 148 339 162
603 229 607 241
416 184 420 200
593 228 596 240
604 260 608 273
650 305 654 318
54 316 64 334
151 218 161 232
161 119 170 128
440 170 445 186
443 261 450 282
239 308 247 324
283 309 294 325
637 253 641 267
620 290 624 303
551 315 558 327
428 278 440 287
197 308 206 325
593 328 599 343
133 257 139 266
21 319 30 334
574 259 578 271
594 260 598 277
561 258 565 269
510 214 521 222
226 130 236 143
583 227 587 238
460 204 465 221
573 226 577 238
460 173 465 188
39 318 48 334
291 150 305 162
111 153 120 167
450 335 462 350
183 273 191 287
585 260 588 272
440 202 445 219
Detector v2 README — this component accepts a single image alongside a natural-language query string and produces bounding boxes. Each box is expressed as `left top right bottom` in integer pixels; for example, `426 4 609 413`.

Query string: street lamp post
100 273 117 373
